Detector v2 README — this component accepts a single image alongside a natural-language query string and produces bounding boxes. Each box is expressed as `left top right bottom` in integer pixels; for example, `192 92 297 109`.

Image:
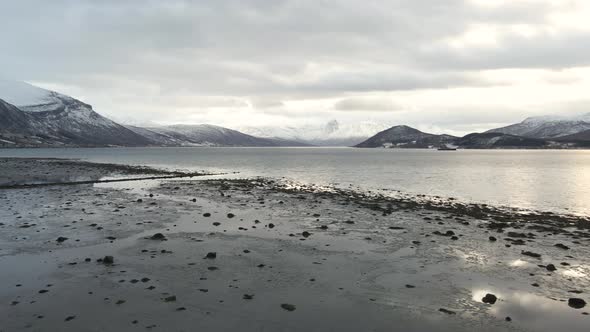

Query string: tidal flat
0 158 589 331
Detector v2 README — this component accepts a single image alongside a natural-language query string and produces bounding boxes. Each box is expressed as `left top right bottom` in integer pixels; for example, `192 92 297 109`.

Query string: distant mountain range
0 81 306 148
2 80 590 149
355 116 590 149
237 120 391 146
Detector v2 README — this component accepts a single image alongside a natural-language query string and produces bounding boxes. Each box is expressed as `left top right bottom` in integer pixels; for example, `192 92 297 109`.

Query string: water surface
1 147 589 215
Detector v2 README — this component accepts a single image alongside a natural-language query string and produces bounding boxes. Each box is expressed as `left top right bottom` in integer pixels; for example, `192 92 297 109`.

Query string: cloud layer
2 0 590 133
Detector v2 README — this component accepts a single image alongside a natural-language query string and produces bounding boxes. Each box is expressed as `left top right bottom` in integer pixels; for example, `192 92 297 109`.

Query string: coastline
1 158 589 331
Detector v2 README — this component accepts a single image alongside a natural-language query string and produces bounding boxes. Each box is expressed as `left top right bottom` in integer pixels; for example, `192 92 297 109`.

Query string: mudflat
0 158 589 332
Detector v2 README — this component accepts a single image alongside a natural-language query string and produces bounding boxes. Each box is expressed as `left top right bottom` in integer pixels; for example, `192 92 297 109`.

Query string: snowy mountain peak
0 80 77 112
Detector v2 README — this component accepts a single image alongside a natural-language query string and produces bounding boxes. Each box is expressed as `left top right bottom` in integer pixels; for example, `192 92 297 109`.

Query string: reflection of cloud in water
471 289 589 332
561 268 587 278
509 259 530 267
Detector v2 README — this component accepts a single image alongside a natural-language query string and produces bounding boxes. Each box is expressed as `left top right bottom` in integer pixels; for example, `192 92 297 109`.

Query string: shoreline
1 158 589 331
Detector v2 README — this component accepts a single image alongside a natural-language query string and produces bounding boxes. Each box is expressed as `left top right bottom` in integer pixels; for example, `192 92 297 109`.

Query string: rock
213 222 221 226
268 223 275 229
439 308 456 315
102 256 114 264
505 317 512 322
64 316 76 322
568 298 586 309
555 243 570 250
280 303 296 311
176 307 187 311
227 213 235 218
546 264 557 272
164 296 177 302
521 251 541 258
136 199 143 203
150 233 166 240
56 237 68 243
243 294 254 300
482 293 497 304
405 284 416 288
205 252 217 259
489 236 497 241
302 231 311 238
203 213 211 217
116 300 126 305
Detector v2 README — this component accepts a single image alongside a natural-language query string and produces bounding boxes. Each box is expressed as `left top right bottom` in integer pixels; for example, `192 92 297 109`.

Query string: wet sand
0 158 589 331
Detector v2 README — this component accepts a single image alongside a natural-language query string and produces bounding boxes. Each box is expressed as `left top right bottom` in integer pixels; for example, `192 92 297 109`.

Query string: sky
2 0 590 135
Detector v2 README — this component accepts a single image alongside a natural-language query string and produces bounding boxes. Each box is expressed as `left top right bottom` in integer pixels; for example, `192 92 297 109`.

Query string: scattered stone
150 233 166 240
280 303 296 311
56 237 68 243
64 316 76 322
227 213 235 218
489 236 497 241
405 284 416 288
521 251 541 259
482 293 497 304
268 223 275 229
568 298 586 309
205 252 217 259
243 294 254 300
102 256 114 264
164 296 177 302
439 308 456 315
555 243 570 250
302 231 311 238
203 213 211 217
505 317 512 322
546 264 557 272
213 222 221 226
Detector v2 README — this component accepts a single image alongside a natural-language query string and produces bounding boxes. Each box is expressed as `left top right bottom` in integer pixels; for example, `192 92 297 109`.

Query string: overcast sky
2 0 590 134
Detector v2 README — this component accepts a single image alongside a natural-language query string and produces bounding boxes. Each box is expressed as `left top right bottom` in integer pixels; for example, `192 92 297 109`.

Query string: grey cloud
333 97 403 112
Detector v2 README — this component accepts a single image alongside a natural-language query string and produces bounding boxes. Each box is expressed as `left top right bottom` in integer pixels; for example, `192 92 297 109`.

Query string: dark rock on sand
64 316 76 322
302 231 312 238
489 236 497 241
482 293 497 304
205 252 217 259
203 213 211 217
164 296 177 302
281 303 296 311
521 251 541 258
243 294 254 300
150 233 166 240
439 308 456 315
56 236 68 243
568 298 586 309
546 264 557 272
102 256 114 264
555 243 570 250
227 213 235 218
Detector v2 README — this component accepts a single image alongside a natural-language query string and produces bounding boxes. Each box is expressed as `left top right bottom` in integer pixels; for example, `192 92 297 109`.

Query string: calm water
1 147 589 215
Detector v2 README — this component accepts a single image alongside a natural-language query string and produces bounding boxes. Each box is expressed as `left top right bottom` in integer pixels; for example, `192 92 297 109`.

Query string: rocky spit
0 158 589 331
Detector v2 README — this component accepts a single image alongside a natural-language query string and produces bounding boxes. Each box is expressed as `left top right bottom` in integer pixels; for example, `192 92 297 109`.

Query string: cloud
333 97 403 112
1 0 589 131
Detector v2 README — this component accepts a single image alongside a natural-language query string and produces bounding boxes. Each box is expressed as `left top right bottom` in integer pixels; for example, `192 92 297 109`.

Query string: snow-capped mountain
0 81 308 148
238 120 391 146
0 80 151 146
127 124 309 147
355 125 456 148
486 113 590 139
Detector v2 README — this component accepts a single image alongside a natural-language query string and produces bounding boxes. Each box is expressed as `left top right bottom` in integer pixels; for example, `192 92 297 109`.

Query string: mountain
238 120 391 146
0 80 151 147
556 129 590 142
454 132 549 149
127 124 309 147
486 113 590 139
355 125 456 148
0 81 307 148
